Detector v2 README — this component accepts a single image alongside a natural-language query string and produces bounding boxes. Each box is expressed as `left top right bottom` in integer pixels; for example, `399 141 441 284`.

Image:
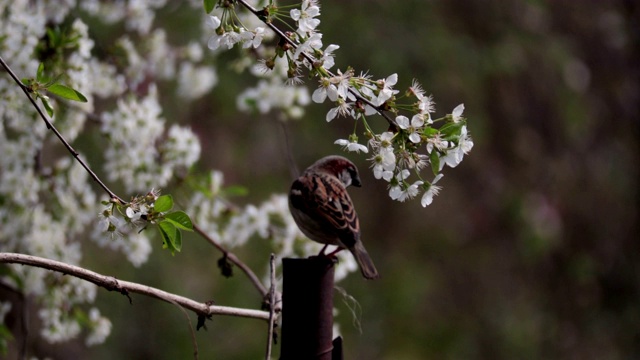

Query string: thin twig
0 252 270 321
166 297 199 360
265 254 277 360
0 55 126 204
193 224 269 297
280 121 299 179
235 0 397 127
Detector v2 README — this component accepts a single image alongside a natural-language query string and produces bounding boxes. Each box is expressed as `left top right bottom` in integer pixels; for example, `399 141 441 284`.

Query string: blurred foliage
4 0 638 359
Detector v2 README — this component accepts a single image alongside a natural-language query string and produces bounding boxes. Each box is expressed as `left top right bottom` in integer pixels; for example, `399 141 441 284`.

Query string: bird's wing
305 173 360 248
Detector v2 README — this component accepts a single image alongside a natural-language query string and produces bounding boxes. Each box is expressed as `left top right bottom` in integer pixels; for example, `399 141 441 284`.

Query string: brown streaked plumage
289 155 380 280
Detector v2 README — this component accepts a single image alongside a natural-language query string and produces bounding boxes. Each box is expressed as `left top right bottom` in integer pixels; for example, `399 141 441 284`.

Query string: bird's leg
318 244 329 256
326 247 344 257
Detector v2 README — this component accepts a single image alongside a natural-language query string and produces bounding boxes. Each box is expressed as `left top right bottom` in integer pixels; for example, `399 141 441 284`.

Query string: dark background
6 0 639 359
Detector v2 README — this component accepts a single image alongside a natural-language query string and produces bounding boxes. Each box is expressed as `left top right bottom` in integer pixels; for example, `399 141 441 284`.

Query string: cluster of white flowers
237 57 311 119
205 0 474 206
312 71 474 206
0 0 472 351
0 0 217 348
100 85 200 192
85 308 112 346
92 203 153 267
0 0 110 346
39 307 82 344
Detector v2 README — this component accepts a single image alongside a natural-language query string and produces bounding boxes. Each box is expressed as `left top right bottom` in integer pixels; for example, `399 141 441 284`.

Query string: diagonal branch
1 53 270 302
235 0 397 127
0 55 126 205
0 252 270 321
1 54 270 305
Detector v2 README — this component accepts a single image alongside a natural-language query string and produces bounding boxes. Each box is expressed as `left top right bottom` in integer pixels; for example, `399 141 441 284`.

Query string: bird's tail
350 241 380 280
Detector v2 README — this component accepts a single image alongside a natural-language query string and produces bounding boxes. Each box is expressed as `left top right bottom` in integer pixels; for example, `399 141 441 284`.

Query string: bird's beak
352 175 362 187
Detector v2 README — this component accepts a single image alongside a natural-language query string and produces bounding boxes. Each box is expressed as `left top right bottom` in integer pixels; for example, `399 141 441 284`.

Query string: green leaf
47 84 88 102
154 194 174 213
423 127 438 136
40 96 54 117
158 224 171 249
173 228 182 252
429 150 440 176
223 185 248 197
439 121 464 139
36 63 45 82
164 211 194 231
158 221 181 253
203 0 215 13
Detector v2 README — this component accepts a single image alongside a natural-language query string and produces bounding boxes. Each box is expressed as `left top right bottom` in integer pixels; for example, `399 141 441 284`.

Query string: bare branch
0 252 270 321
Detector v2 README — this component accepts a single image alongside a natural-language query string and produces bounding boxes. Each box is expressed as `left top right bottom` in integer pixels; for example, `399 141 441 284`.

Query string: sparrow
288 155 380 279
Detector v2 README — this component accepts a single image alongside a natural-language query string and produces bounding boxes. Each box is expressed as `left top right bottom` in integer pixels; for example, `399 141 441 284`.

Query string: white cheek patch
340 170 352 187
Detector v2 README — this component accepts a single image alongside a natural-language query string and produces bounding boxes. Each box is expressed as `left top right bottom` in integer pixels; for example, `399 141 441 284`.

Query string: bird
288 155 380 279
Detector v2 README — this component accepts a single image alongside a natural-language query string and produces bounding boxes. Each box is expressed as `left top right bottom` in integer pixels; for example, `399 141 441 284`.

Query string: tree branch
235 0 398 127
0 55 126 204
1 53 272 309
0 252 270 321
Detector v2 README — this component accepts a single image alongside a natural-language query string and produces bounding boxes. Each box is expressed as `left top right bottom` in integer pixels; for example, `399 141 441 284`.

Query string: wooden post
280 257 341 359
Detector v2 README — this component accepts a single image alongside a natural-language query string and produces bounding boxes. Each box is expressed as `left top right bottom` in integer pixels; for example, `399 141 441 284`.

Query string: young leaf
36 63 45 82
439 121 464 140
164 211 194 231
47 84 88 103
158 222 170 243
173 229 183 252
204 0 215 13
158 221 181 253
429 150 440 176
158 226 170 250
154 194 174 213
423 127 438 136
40 96 54 117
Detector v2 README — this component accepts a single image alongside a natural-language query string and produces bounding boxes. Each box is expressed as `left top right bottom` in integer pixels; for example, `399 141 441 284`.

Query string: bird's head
311 155 361 188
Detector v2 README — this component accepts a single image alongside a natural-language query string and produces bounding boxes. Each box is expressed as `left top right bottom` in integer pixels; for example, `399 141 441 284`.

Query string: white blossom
452 103 465 123
291 0 321 33
421 174 444 207
335 139 368 153
396 114 425 143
